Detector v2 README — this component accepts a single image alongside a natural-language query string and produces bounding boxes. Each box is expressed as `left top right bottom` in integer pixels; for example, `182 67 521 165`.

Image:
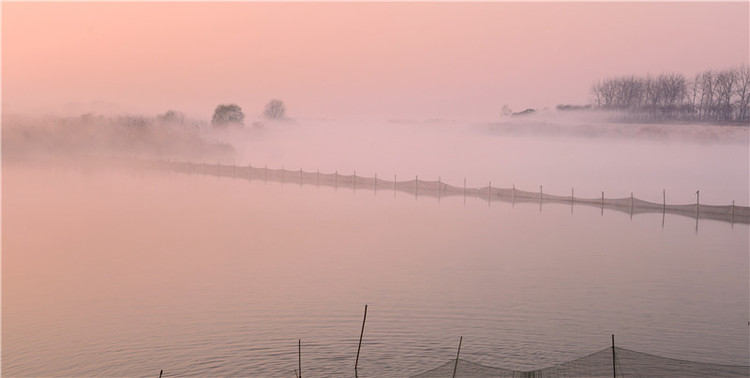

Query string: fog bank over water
3 2 749 376
216 115 748 206
3 111 748 206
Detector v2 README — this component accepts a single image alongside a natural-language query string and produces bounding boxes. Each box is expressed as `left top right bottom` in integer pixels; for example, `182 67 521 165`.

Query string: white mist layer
217 117 749 206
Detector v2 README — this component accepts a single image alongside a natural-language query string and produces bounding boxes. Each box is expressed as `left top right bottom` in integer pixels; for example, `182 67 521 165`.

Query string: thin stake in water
612 334 616 378
453 336 463 378
355 304 368 377
298 339 302 378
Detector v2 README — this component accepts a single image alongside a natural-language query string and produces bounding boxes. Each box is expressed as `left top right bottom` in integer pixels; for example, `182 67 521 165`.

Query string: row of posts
176 160 737 229
157 302 619 378
180 161 714 208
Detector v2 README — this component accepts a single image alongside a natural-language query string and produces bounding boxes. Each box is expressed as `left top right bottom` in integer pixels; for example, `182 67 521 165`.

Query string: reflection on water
3 163 748 377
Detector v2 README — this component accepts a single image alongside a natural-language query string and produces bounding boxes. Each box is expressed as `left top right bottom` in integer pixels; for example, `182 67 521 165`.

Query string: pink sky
2 2 748 120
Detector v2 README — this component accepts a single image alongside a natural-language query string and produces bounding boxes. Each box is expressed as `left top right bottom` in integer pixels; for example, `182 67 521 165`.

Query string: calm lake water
2 156 748 376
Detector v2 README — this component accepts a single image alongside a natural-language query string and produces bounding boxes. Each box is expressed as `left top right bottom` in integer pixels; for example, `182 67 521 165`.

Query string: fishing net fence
411 346 750 377
139 159 749 225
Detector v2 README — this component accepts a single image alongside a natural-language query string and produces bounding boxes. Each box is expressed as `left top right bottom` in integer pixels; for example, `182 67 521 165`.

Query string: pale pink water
3 161 747 376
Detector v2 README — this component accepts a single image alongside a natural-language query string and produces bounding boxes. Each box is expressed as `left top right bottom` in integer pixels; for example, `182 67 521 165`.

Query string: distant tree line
590 65 750 122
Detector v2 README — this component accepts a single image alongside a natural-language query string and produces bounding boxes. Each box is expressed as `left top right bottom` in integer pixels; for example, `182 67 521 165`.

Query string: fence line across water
410 341 750 378
129 160 750 376
141 159 749 226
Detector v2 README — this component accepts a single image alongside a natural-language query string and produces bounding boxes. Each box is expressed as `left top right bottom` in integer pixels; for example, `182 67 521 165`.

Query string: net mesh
144 160 749 225
98 158 749 377
411 347 750 377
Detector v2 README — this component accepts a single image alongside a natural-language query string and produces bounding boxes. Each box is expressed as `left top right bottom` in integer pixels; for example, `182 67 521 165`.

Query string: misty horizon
3 2 748 120
3 2 749 377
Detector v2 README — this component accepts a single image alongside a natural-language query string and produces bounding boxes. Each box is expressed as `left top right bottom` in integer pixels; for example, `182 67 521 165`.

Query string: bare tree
715 69 736 120
594 79 618 107
734 65 750 121
590 84 602 107
590 66 746 122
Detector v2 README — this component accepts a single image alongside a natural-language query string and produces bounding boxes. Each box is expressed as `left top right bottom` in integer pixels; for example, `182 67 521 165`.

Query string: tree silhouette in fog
212 104 245 127
157 110 185 124
589 65 750 122
263 99 286 120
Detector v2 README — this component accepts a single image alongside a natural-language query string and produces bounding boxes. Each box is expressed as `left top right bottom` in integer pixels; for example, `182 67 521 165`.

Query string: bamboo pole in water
612 334 616 378
298 339 302 378
453 336 463 378
571 187 575 213
355 305 368 377
696 190 700 216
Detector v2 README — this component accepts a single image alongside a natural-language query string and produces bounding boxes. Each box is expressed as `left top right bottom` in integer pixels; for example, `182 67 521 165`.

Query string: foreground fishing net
142 160 749 225
411 347 750 377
